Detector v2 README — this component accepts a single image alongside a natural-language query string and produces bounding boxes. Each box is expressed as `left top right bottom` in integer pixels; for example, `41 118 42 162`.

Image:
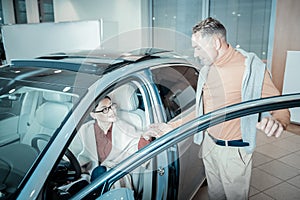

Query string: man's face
192 32 218 66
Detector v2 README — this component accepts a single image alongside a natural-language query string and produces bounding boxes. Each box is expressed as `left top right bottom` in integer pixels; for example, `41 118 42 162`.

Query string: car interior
0 66 200 199
109 83 150 198
21 92 73 150
110 83 146 131
0 87 75 198
151 66 198 120
43 82 152 199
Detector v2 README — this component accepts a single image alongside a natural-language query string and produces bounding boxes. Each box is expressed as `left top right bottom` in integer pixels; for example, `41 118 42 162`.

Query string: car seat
110 84 146 131
0 143 38 195
109 84 148 195
21 92 73 152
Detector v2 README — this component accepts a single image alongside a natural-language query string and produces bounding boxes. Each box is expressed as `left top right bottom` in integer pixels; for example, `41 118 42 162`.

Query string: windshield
0 77 81 196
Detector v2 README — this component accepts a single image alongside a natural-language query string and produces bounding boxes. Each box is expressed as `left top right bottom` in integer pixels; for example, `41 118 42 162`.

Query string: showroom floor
193 129 300 200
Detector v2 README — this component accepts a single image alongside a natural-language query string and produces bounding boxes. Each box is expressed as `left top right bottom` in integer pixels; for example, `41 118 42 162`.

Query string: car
0 48 204 200
0 48 299 200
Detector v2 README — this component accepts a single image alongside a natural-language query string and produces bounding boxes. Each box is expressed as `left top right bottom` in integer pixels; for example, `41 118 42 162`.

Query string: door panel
150 65 205 199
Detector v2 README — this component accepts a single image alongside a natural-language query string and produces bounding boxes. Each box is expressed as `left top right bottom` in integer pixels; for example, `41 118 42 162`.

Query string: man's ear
214 37 221 50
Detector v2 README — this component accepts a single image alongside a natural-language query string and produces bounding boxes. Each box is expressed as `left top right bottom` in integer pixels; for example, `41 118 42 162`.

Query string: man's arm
143 110 197 138
256 117 286 137
168 110 196 129
256 70 291 137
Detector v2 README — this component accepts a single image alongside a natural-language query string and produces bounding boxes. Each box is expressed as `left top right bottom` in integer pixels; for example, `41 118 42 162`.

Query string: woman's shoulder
79 120 95 133
115 119 135 129
114 119 140 136
83 120 95 127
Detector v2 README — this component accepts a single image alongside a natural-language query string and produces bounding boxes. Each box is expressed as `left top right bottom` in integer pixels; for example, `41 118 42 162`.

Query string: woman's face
90 98 117 123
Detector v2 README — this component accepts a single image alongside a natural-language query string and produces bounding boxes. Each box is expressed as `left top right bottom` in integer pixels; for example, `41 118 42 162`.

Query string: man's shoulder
236 48 265 68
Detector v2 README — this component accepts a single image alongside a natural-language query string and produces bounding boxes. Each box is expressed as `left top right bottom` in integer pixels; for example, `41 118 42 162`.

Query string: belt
208 133 249 147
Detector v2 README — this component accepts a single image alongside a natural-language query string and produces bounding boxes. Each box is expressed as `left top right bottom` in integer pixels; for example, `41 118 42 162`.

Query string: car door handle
157 167 165 176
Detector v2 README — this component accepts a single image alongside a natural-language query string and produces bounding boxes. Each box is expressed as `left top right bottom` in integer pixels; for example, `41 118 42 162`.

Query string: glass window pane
151 65 198 121
153 0 203 34
152 0 203 55
209 0 272 60
39 0 54 22
0 0 3 25
14 0 27 24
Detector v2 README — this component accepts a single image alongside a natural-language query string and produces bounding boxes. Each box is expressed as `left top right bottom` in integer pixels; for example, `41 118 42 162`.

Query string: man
152 17 290 200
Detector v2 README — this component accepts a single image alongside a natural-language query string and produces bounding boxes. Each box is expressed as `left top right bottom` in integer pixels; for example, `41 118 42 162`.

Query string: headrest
36 102 69 129
43 92 71 102
110 84 139 111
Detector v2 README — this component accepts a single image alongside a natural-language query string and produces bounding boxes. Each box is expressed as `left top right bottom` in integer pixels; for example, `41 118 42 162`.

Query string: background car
0 48 299 200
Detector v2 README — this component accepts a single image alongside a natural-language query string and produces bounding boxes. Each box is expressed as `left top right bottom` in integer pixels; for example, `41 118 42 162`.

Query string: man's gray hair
192 17 227 40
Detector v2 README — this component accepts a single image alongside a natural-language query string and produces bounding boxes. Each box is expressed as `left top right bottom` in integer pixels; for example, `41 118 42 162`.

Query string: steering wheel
31 134 81 181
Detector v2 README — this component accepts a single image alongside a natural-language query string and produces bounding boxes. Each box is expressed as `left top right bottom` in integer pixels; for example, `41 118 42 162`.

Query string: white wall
25 0 39 23
1 0 150 54
2 20 101 62
53 0 143 35
282 51 300 124
53 0 79 22
53 0 148 51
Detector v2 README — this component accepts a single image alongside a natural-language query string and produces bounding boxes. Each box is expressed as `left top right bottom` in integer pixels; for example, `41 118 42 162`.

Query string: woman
71 96 151 188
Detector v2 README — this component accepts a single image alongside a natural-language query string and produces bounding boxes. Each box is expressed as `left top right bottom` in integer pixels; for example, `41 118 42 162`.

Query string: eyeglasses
93 103 117 114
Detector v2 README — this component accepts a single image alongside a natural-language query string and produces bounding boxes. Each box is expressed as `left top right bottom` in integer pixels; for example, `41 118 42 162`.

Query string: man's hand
142 123 173 139
256 117 284 138
142 128 158 140
151 123 173 136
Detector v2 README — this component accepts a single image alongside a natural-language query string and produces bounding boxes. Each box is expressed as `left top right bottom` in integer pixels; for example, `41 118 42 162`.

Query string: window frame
150 64 199 122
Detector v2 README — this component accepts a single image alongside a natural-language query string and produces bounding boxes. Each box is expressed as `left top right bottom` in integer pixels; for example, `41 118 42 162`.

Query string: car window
0 85 77 198
0 86 76 143
151 65 198 121
46 81 152 199
110 83 147 131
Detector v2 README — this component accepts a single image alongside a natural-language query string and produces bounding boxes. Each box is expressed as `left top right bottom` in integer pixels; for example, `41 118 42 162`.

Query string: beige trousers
202 132 253 200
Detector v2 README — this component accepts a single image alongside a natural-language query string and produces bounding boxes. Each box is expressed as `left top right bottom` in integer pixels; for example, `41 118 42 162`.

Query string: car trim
11 59 107 74
36 48 174 62
11 48 178 76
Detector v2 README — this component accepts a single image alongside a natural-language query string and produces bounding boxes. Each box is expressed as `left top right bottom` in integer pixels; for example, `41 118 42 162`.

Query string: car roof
0 65 99 89
11 48 184 75
37 48 175 62
1 48 190 94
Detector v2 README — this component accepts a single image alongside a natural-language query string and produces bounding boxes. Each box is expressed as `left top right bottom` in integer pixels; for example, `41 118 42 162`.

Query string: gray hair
192 17 227 40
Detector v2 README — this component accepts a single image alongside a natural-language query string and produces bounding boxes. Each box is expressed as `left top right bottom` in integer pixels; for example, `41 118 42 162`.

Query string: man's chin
203 61 213 66
200 60 211 66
